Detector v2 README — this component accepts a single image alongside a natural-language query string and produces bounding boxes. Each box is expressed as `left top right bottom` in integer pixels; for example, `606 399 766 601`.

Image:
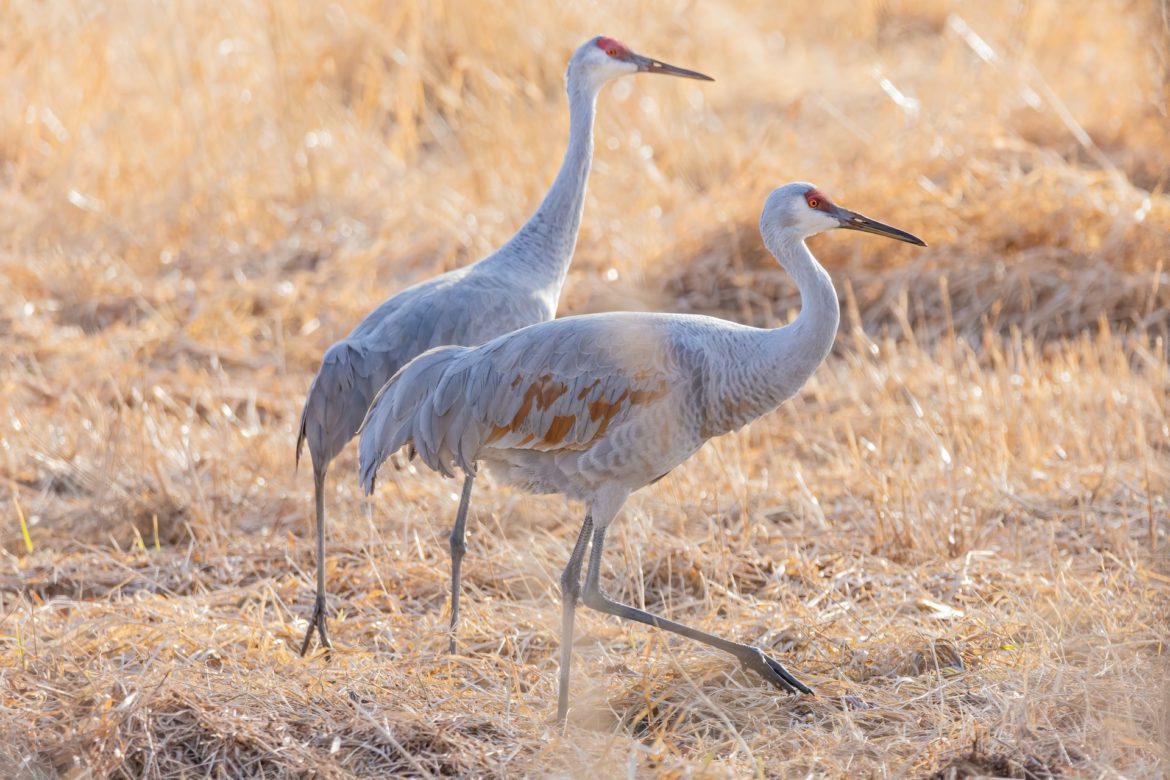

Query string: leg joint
448 531 467 557
560 568 580 601
580 583 609 612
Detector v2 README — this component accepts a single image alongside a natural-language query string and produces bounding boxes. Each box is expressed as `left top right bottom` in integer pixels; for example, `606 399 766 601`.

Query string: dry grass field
3 0 1170 777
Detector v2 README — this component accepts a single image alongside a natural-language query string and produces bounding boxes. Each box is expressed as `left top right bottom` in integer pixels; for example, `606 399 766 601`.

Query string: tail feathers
296 406 308 472
358 345 469 494
297 340 390 475
296 376 321 474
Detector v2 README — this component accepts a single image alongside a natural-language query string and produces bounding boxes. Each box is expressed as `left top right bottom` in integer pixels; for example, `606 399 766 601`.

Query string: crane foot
737 646 812 695
299 595 333 657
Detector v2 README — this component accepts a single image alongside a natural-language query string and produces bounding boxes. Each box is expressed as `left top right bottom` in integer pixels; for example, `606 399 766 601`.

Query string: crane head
568 36 713 92
762 182 927 246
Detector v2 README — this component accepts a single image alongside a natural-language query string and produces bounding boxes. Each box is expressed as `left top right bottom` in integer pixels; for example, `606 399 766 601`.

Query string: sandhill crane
357 182 926 721
295 36 712 656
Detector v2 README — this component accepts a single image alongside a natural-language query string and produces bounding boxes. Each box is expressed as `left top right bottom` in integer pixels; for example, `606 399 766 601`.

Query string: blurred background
2 1 1169 777
4 0 1168 349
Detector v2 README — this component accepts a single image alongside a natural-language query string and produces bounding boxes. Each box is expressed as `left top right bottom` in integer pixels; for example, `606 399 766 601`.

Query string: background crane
357 182 926 722
296 36 712 655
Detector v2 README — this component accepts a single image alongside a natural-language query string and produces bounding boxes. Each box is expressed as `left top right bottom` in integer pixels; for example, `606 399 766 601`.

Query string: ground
2 1 1169 777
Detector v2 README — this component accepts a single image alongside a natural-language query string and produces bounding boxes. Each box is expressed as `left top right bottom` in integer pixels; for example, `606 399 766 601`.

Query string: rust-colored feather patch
576 379 601 400
486 373 669 450
543 415 575 445
487 374 569 443
583 381 669 445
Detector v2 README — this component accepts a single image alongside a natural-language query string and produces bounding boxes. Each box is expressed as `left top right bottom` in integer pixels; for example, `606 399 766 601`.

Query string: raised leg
580 524 811 696
556 514 594 725
447 474 475 653
300 465 333 656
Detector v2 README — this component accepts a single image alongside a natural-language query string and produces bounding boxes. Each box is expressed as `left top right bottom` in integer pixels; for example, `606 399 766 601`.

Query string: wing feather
358 314 686 492
453 317 674 457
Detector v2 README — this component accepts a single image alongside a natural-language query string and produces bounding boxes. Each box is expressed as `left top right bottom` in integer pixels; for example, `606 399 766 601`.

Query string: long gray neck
763 225 841 378
710 226 841 433
489 76 598 302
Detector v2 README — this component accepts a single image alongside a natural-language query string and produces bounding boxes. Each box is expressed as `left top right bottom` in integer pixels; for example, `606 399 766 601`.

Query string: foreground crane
357 182 926 722
296 37 712 655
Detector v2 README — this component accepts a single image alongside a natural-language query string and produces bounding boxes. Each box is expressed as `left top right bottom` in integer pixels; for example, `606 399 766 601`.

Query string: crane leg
579 524 811 697
300 465 333 656
446 474 475 653
556 514 594 725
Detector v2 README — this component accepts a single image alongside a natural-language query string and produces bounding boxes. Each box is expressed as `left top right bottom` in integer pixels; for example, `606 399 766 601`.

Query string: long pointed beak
630 53 714 81
831 205 926 246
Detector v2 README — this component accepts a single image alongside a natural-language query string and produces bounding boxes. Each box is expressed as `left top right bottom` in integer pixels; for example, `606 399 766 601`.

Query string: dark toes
299 601 333 656
763 654 812 695
740 647 811 695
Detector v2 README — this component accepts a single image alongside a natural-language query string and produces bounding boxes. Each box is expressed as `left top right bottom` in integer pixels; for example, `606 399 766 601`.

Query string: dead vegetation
1 0 1169 777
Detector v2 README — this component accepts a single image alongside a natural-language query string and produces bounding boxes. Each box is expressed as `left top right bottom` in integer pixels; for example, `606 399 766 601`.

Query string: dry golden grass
2 0 1169 777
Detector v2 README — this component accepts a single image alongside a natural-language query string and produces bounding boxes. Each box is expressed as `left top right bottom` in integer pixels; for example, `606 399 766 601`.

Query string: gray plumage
298 268 555 470
295 35 712 655
358 182 926 722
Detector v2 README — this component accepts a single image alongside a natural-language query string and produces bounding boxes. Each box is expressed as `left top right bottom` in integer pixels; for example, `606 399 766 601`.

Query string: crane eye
607 48 619 57
807 198 820 208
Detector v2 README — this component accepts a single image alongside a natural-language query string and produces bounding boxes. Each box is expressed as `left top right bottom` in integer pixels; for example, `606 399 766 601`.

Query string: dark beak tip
637 55 713 82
